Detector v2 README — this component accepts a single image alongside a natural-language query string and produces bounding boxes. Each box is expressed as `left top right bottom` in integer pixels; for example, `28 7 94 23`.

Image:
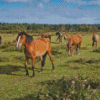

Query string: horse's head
67 42 73 56
16 32 27 49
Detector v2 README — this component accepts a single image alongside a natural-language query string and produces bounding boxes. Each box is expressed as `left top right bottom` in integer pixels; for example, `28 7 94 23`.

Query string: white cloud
38 3 44 8
2 0 28 2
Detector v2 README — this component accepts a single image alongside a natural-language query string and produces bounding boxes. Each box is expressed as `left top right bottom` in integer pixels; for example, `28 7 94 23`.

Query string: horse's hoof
52 69 55 71
39 71 42 73
78 53 80 55
32 76 35 78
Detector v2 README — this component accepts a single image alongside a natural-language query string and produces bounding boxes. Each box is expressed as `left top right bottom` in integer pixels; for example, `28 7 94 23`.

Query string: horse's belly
34 42 47 57
35 51 46 57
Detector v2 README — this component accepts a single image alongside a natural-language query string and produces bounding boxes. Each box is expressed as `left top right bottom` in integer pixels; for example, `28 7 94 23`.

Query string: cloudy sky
0 0 100 24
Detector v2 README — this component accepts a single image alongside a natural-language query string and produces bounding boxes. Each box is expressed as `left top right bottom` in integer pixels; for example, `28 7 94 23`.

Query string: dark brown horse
68 34 82 56
38 33 51 42
92 32 99 49
0 36 2 45
16 32 55 77
56 32 62 43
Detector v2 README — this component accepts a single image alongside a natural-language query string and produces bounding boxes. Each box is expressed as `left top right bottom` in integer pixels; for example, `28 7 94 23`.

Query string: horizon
0 0 100 24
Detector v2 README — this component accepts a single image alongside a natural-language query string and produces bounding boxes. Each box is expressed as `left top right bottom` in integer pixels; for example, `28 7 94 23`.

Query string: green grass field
0 32 100 100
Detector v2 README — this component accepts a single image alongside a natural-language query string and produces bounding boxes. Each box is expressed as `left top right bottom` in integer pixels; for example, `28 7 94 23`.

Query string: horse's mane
18 32 33 44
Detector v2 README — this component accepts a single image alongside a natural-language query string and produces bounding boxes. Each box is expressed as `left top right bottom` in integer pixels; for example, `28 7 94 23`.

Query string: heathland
0 31 100 100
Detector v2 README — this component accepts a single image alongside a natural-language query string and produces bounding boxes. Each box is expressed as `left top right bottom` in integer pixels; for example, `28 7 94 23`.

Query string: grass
0 32 100 100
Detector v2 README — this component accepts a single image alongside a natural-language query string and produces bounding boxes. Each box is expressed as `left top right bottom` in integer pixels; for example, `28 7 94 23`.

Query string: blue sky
0 0 100 24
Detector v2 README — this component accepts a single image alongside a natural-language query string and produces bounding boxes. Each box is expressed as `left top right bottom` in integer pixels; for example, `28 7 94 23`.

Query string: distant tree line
0 23 100 34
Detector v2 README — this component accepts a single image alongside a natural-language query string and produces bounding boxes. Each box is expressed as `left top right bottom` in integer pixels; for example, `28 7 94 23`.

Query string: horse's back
69 34 82 44
35 38 50 50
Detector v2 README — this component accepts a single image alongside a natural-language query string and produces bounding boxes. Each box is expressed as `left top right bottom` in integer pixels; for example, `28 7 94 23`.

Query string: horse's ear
17 32 20 34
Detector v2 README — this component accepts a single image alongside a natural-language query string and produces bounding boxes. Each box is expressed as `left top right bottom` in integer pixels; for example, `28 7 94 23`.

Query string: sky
0 0 100 24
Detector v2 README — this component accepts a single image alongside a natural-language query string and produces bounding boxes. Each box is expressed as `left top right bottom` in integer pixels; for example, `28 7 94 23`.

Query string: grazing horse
38 33 51 42
0 36 2 45
63 34 69 44
68 34 82 56
92 32 99 49
16 32 55 77
56 32 62 43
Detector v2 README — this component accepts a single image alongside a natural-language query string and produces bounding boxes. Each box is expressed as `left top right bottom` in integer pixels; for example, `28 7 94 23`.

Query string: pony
38 33 51 42
56 32 62 43
92 32 99 49
68 34 82 56
63 34 69 44
16 32 55 77
0 36 2 45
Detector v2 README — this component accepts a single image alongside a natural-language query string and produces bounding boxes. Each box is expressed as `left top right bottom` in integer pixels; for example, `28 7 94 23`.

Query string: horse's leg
56 37 58 41
32 57 35 77
25 56 29 76
79 42 81 49
77 44 80 55
92 41 94 50
96 42 97 49
47 50 55 71
40 53 47 73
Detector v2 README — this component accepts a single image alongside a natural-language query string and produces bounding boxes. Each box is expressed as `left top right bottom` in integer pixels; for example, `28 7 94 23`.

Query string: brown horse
92 32 99 49
38 33 51 42
0 36 2 45
68 34 82 56
63 34 69 44
16 32 55 77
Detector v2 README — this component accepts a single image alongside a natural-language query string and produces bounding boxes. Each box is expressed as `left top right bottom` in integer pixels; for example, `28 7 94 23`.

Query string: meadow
0 32 100 100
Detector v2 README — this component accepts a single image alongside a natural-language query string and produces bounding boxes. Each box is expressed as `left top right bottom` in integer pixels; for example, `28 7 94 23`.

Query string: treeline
0 23 100 34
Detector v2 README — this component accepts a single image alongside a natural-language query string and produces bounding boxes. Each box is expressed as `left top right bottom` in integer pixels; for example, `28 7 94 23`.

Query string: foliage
34 76 100 100
0 23 100 34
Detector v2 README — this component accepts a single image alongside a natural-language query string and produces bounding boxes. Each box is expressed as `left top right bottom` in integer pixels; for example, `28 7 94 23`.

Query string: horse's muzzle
16 44 21 49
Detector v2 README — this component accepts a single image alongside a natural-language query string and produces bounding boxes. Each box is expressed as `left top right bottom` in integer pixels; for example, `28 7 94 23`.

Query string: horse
0 36 2 45
38 33 51 42
56 32 62 43
92 32 99 50
16 32 55 77
68 34 82 56
63 34 69 44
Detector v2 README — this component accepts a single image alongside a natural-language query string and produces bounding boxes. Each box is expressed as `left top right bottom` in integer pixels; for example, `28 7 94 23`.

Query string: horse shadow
91 47 100 53
51 50 62 55
51 42 59 44
0 64 24 75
